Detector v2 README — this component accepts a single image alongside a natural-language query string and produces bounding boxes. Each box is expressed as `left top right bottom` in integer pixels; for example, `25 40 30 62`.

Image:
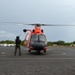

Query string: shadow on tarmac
27 51 47 56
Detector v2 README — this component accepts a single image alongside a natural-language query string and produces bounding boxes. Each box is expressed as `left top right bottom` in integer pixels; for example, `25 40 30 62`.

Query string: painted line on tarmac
0 58 75 60
1 52 7 56
1 52 6 54
62 53 66 54
50 50 66 55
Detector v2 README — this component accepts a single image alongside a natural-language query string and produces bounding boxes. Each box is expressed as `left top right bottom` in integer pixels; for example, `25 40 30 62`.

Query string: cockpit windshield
39 34 46 41
31 34 46 41
31 34 38 41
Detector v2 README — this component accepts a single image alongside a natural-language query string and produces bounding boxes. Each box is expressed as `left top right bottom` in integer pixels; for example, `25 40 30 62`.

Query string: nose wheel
28 50 31 52
37 51 40 54
44 50 46 53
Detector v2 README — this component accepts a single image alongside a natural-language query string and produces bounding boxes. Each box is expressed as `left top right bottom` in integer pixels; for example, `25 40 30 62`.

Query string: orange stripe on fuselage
31 27 43 35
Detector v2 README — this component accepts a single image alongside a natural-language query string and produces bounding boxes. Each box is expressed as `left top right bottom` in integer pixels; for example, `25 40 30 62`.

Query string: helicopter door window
25 34 30 40
39 34 46 41
31 34 38 41
24 33 30 45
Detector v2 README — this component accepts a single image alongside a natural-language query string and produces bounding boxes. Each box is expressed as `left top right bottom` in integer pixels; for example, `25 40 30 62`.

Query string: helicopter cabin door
24 33 30 46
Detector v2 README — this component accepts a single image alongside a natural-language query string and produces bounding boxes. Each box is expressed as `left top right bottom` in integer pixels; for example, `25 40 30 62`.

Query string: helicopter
23 23 48 54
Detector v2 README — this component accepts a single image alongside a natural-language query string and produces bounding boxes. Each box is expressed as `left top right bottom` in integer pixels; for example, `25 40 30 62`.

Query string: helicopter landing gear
37 51 40 54
44 50 46 53
28 50 31 52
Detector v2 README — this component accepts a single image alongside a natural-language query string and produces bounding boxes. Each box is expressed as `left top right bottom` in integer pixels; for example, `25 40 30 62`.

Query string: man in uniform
14 36 21 56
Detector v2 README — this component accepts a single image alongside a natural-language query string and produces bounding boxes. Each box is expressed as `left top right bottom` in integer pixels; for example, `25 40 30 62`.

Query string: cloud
0 30 16 39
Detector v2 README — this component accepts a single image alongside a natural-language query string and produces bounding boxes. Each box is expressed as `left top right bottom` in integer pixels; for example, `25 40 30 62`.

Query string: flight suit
14 37 21 56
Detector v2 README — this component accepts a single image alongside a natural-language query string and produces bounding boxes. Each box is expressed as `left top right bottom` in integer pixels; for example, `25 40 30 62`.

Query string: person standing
14 36 21 56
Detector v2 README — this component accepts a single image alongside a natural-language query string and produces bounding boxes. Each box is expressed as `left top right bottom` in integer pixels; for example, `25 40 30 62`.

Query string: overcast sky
0 0 75 42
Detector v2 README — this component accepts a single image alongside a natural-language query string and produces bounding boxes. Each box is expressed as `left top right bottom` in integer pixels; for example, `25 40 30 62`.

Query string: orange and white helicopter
23 23 48 54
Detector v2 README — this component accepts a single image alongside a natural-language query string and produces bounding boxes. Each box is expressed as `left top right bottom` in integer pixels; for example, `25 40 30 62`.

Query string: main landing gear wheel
38 51 40 54
44 50 46 53
28 50 31 52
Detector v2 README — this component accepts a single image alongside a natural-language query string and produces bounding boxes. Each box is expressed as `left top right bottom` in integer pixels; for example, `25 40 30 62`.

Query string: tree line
0 40 75 46
0 40 24 46
47 40 75 46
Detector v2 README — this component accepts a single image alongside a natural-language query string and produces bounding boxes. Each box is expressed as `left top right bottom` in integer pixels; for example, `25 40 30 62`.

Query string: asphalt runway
0 46 75 75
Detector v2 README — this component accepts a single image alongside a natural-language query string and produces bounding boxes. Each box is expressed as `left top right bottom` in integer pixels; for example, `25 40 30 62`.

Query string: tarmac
0 46 75 75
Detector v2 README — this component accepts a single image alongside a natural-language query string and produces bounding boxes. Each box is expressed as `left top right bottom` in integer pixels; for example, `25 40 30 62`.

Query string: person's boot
19 53 21 56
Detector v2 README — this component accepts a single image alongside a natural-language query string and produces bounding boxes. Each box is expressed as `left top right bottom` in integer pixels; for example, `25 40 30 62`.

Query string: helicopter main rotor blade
41 24 75 26
0 22 75 26
28 23 75 26
0 22 26 25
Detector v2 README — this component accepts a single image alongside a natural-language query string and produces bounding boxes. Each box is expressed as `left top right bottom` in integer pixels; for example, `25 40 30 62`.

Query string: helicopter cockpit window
31 34 38 41
39 34 46 41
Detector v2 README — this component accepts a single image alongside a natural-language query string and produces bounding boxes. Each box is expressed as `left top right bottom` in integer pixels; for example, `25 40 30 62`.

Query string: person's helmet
16 36 19 39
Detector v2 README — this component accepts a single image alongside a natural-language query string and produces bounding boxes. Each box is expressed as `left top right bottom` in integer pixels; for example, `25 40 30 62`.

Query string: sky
0 0 75 42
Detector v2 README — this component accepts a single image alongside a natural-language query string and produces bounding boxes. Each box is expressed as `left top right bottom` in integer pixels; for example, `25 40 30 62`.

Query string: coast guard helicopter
23 23 48 54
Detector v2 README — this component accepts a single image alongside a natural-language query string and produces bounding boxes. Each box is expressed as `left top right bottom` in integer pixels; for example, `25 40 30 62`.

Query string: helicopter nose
30 41 47 50
33 43 45 50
